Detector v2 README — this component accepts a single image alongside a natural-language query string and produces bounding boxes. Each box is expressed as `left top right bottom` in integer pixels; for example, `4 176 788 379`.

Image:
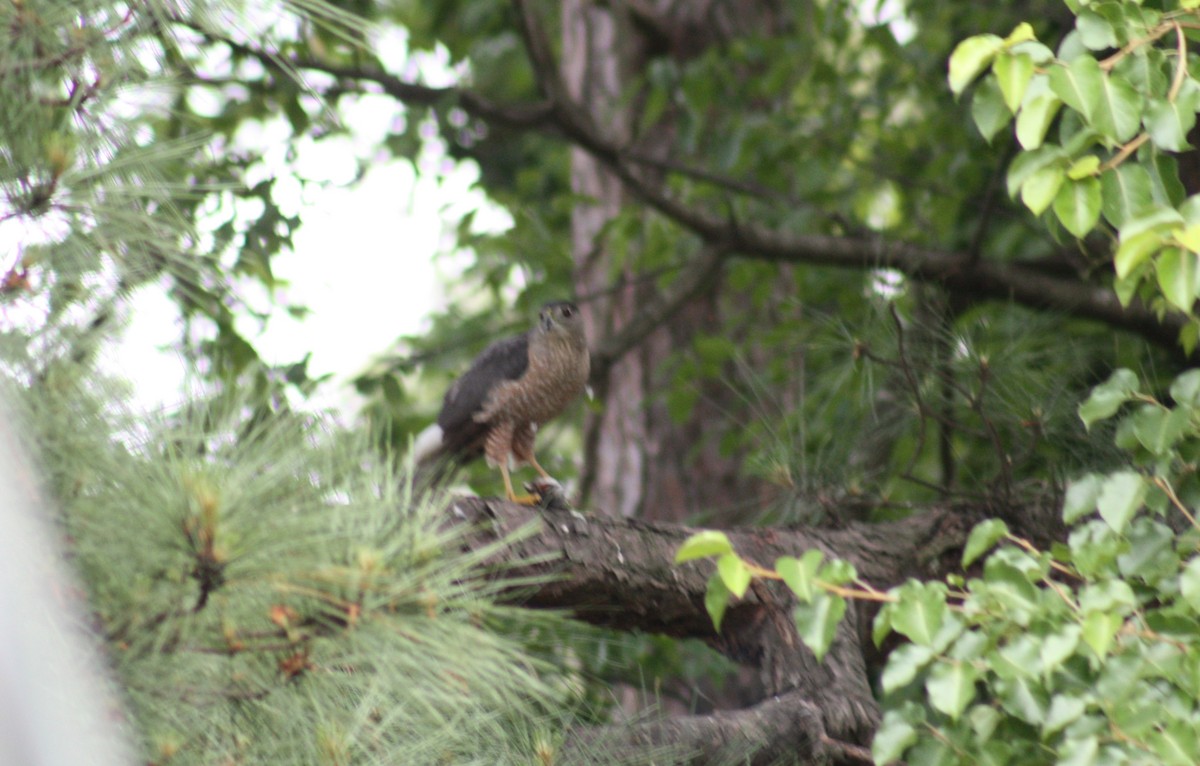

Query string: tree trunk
565 1 787 522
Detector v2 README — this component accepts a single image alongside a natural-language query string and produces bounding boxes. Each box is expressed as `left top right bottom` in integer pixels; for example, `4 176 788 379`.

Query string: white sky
106 29 511 416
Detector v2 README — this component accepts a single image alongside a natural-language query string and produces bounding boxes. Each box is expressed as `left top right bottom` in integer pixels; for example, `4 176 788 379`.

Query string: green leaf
963 519 1009 567
972 77 1012 142
1149 721 1200 766
1180 557 1200 610
1096 470 1146 533
776 550 823 602
1020 165 1064 215
1040 625 1080 672
871 710 918 765
1050 57 1141 143
891 581 947 647
1101 162 1154 229
1077 368 1139 428
1146 97 1197 153
1004 22 1036 47
818 559 857 586
881 643 935 694
1170 368 1200 406
1077 10 1117 50
1082 610 1119 658
1093 72 1142 143
1043 694 1087 736
925 661 977 722
704 572 730 632
1157 247 1200 311
1176 223 1200 253
1063 474 1102 523
1049 56 1100 117
949 34 1005 95
994 52 1034 113
1114 230 1165 279
1015 92 1063 150
1120 206 1186 240
1066 155 1100 180
1130 405 1189 455
716 552 751 598
675 530 733 562
1007 145 1066 197
1053 176 1102 238
793 591 846 661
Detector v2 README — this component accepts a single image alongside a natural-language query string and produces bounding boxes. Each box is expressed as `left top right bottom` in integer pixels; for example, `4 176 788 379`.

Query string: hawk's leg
512 423 559 488
498 461 540 505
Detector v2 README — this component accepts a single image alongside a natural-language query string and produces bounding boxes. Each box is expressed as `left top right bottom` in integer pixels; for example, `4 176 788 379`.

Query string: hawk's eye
561 305 573 318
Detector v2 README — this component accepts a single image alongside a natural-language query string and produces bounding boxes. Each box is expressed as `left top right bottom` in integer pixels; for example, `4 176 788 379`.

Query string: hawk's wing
436 332 530 459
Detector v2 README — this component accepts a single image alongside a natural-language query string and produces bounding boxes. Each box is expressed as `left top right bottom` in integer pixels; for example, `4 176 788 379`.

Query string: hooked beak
540 312 554 331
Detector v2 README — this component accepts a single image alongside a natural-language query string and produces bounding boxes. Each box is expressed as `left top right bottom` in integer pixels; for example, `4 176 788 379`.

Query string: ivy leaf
716 552 751 598
925 661 977 722
1043 694 1087 736
704 572 730 632
1180 557 1200 610
1077 10 1117 49
1093 71 1142 143
675 530 732 562
881 643 936 694
949 34 1005 95
1148 721 1200 766
963 519 1009 568
776 550 823 602
1077 368 1139 428
891 581 947 647
1082 610 1119 658
1015 92 1063 150
1053 176 1102 238
793 591 846 661
1066 155 1100 180
972 77 1012 142
1145 97 1197 152
1130 405 1189 455
1020 165 1064 215
1101 163 1154 229
1156 247 1200 311
871 710 918 765
1007 145 1066 198
1063 474 1102 523
994 52 1034 112
1049 56 1100 118
1114 230 1165 279
1096 470 1146 534
1169 368 1200 406
1039 625 1081 672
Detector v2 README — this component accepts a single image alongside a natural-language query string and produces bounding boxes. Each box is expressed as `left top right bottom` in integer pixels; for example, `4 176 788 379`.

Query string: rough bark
444 493 1056 764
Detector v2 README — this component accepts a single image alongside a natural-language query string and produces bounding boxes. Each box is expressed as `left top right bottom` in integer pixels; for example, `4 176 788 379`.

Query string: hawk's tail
409 424 457 493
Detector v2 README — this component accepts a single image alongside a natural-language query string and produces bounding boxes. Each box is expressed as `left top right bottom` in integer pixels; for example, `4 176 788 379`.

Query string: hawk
413 301 590 503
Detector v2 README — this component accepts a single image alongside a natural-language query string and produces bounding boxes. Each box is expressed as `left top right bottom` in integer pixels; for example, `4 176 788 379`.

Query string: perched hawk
413 301 590 502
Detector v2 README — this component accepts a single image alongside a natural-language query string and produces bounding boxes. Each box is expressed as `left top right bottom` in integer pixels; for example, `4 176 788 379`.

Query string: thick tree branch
446 495 986 749
181 14 1189 355
562 690 862 766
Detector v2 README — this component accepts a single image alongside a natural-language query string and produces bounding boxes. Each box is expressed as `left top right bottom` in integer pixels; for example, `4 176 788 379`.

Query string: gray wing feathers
435 332 530 458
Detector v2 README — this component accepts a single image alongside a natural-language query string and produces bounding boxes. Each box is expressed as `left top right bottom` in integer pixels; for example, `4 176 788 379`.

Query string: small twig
1152 476 1200 531
1099 133 1150 172
1169 22 1189 102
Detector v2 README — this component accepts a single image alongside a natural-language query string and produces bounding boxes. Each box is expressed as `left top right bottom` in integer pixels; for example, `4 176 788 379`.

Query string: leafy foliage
684 3 1200 762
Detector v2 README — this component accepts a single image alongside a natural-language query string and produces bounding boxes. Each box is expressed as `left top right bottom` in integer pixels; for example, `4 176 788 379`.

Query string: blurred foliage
9 0 1200 761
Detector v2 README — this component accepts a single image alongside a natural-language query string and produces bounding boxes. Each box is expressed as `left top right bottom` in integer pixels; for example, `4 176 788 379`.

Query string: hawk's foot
525 477 570 511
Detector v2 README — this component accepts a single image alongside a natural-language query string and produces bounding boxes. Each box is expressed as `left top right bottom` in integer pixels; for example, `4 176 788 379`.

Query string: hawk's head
538 301 584 340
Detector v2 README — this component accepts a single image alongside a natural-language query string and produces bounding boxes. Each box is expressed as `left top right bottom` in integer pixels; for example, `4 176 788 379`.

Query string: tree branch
180 13 1190 357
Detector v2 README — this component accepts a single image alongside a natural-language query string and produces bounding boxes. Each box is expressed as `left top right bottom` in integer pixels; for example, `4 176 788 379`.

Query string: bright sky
107 29 511 416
